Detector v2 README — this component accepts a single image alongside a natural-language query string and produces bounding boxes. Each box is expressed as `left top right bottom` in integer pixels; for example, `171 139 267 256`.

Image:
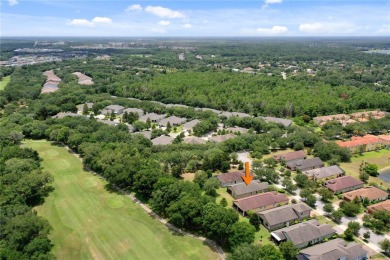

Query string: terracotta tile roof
342 186 388 201
378 135 390 142
367 200 390 212
273 150 306 162
233 191 289 212
336 135 381 148
325 176 364 192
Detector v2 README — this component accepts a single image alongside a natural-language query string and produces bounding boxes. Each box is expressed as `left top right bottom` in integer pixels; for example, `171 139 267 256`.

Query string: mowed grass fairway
0 76 11 90
24 140 218 260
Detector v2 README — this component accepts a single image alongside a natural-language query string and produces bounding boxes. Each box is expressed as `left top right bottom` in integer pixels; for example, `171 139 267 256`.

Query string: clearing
24 140 218 260
0 76 10 90
340 149 390 190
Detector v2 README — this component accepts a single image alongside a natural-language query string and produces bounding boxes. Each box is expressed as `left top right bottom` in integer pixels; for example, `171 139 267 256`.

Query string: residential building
286 157 324 171
122 108 144 117
313 114 350 126
139 113 166 123
258 203 312 231
342 186 388 202
297 238 367 260
273 150 307 163
132 131 152 140
72 72 94 85
104 105 124 115
225 126 249 135
151 135 173 146
220 111 251 118
216 171 247 187
183 136 206 145
76 102 94 113
259 116 293 127
208 134 236 143
227 180 269 199
271 220 336 248
52 112 81 119
158 116 187 127
304 165 344 181
324 176 364 194
182 119 200 132
378 135 390 147
367 200 390 213
233 191 289 216
336 135 383 153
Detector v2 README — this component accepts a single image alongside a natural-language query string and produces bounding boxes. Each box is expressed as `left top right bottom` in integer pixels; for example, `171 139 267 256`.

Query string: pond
379 167 390 183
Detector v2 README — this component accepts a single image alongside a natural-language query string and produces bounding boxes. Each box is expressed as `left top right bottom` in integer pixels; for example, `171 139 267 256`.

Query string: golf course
24 140 218 260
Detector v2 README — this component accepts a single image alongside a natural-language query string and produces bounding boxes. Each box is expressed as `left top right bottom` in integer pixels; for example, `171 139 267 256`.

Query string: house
216 171 247 187
183 136 206 145
72 72 94 85
151 135 174 146
208 134 236 143
378 135 390 147
122 108 144 117
336 135 383 153
139 113 166 123
286 157 324 171
304 165 344 181
52 112 81 119
259 116 293 127
220 111 251 118
97 119 118 126
165 103 189 109
227 180 269 199
76 102 94 113
271 220 336 249
367 200 390 213
126 124 135 133
297 238 368 260
273 150 307 163
132 131 152 140
195 107 222 115
324 176 364 194
158 116 187 127
258 203 312 231
182 119 200 132
225 126 249 135
350 110 388 120
342 186 388 202
233 191 289 216
313 114 350 126
104 105 124 115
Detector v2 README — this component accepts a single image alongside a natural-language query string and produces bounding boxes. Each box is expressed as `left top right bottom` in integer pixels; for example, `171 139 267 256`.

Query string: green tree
203 178 220 196
82 104 89 115
379 239 390 255
228 222 255 249
331 209 344 223
193 170 208 188
279 241 299 260
248 211 261 231
306 194 317 208
220 198 228 207
323 203 334 215
347 221 361 236
318 188 334 202
258 244 283 260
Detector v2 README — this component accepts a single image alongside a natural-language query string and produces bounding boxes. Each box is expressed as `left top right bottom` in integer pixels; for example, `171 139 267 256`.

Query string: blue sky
1 0 389 36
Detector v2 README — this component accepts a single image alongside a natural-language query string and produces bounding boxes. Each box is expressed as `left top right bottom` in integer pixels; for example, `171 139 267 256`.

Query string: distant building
367 200 390 213
227 180 269 199
225 126 249 135
259 116 292 127
324 176 364 194
273 150 307 164
104 105 124 115
220 111 251 118
233 191 289 216
286 157 324 172
132 131 152 140
208 134 236 143
151 135 174 146
342 186 388 203
182 136 206 145
122 108 144 117
216 171 247 187
139 113 166 123
271 219 336 248
182 119 200 132
304 165 344 181
297 238 367 260
52 112 81 119
158 116 187 127
336 135 383 153
258 203 312 231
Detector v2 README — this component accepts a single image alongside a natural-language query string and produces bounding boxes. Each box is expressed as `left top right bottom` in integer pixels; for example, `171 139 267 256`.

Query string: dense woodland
1 38 390 259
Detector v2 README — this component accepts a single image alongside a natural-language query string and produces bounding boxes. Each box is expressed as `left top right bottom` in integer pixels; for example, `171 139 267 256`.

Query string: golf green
24 140 218 260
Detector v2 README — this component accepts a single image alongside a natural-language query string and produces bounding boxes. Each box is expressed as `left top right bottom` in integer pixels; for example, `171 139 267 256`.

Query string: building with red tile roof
216 171 255 187
324 176 364 194
233 191 289 216
273 150 307 163
343 186 388 202
336 135 383 153
367 200 390 213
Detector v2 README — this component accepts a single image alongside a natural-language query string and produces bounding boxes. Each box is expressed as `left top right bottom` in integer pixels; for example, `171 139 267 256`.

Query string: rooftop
182 119 201 130
259 116 292 127
233 191 289 212
325 176 364 192
151 135 174 146
286 157 323 170
208 133 236 143
273 150 306 162
228 180 268 196
342 186 388 201
217 171 246 184
158 116 187 126
258 203 312 226
183 136 206 145
367 200 390 212
304 165 344 179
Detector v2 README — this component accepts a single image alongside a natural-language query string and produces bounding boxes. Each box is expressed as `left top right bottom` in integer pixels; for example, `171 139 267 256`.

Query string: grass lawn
23 140 218 260
216 187 234 208
340 149 390 190
0 76 10 90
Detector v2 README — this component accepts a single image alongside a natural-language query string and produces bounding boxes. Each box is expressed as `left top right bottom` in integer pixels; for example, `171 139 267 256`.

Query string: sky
1 0 389 37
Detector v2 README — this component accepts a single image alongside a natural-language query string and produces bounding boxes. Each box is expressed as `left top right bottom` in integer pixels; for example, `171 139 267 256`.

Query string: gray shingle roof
158 116 187 126
183 136 206 145
228 180 268 196
304 165 344 179
52 112 81 119
273 150 306 162
220 111 251 118
139 113 166 122
182 119 201 130
259 116 292 127
271 220 335 246
258 203 312 226
132 131 152 139
123 108 144 117
151 135 174 145
225 126 249 134
208 134 236 143
286 157 324 171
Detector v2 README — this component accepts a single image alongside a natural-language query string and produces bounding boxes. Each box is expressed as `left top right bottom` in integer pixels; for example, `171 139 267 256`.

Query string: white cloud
264 0 282 4
377 24 390 34
183 23 192 29
159 20 171 26
299 22 358 34
68 19 94 27
256 25 288 35
92 17 112 24
125 4 142 12
68 17 112 27
145 6 185 19
8 0 18 6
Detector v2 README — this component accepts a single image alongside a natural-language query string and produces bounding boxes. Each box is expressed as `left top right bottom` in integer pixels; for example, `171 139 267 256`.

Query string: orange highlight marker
242 162 253 185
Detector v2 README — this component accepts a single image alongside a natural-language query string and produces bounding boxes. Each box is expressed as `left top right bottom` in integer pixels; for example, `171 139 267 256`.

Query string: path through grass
24 140 218 260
